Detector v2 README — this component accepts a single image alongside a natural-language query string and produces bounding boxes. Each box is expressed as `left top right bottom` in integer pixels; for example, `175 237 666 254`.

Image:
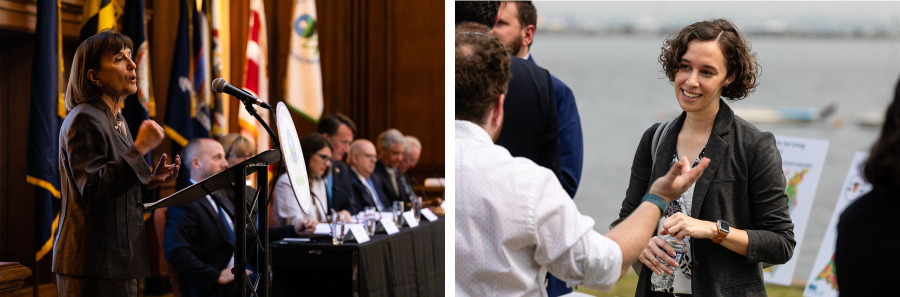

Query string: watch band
641 193 668 216
713 220 729 244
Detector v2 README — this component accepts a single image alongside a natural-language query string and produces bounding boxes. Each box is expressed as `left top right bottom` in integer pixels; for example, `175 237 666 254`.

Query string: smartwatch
713 219 730 244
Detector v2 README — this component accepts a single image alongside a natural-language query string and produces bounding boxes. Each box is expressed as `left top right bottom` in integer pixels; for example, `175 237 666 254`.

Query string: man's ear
192 157 201 172
491 94 505 127
523 25 535 49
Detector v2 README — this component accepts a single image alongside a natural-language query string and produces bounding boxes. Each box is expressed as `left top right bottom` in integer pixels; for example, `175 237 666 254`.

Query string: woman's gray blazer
613 100 796 296
53 99 153 279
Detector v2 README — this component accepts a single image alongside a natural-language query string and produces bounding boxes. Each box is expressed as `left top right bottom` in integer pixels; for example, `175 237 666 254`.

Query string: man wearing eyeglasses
339 139 391 214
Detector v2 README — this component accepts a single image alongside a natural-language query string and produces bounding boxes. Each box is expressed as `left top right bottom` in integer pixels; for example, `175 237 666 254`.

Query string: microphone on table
211 78 272 110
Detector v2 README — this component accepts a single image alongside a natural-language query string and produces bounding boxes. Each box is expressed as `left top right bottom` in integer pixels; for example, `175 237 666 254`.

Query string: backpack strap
650 119 673 169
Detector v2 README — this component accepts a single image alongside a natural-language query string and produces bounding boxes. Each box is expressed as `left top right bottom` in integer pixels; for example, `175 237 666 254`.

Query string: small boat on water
853 111 884 127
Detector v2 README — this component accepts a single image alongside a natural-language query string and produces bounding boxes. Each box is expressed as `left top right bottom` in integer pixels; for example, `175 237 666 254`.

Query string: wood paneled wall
0 0 444 292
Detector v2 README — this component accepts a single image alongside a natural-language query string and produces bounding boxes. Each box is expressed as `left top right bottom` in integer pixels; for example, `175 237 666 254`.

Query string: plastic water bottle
650 236 685 293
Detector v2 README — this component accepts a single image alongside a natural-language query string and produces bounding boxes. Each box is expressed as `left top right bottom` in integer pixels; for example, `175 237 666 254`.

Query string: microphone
211 78 272 109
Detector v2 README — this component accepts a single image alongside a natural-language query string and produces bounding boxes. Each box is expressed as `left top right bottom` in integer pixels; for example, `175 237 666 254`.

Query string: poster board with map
763 135 829 285
803 152 871 297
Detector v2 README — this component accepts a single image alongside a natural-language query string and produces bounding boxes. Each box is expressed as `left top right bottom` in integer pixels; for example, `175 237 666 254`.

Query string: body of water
530 34 900 281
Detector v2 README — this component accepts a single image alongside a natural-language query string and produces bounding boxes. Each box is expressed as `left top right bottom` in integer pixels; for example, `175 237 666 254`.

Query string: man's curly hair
659 19 760 100
455 27 510 124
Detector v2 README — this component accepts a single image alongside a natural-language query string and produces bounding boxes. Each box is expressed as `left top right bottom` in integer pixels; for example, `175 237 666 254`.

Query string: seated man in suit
398 135 421 175
164 138 316 297
335 139 391 213
316 113 356 213
373 128 406 203
396 135 421 203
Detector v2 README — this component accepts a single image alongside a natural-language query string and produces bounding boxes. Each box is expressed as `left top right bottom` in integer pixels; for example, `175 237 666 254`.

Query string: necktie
387 168 399 196
325 172 334 209
217 202 235 245
367 179 385 211
398 175 414 202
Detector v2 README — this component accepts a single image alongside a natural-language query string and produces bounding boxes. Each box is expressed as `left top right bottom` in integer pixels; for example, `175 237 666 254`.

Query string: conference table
270 218 445 297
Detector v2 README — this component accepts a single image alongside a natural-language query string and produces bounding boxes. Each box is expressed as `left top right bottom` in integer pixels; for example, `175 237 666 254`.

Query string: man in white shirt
454 24 710 296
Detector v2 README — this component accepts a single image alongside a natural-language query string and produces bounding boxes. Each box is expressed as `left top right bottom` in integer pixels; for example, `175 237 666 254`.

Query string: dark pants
56 273 138 297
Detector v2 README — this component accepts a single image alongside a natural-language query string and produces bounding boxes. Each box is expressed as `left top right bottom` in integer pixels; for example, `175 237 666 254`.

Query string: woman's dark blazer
53 99 153 279
613 100 796 296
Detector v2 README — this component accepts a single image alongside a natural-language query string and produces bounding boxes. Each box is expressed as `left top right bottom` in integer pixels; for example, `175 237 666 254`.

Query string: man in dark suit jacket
165 138 315 297
373 128 406 203
336 139 391 213
317 113 357 211
455 1 561 180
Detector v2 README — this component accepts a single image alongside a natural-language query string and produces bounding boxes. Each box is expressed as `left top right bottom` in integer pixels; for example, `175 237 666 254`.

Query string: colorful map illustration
815 253 838 291
764 169 808 275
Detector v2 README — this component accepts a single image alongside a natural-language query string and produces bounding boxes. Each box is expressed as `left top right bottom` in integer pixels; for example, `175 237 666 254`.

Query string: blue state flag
27 0 64 262
165 0 209 190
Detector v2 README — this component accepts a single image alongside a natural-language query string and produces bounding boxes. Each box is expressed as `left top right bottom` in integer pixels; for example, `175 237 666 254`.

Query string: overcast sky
533 1 900 32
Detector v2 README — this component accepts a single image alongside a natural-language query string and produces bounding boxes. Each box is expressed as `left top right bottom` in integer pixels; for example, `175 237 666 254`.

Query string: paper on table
314 223 333 235
314 223 363 235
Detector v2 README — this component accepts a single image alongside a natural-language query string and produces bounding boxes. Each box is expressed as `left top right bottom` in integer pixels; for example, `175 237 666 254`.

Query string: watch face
718 220 730 232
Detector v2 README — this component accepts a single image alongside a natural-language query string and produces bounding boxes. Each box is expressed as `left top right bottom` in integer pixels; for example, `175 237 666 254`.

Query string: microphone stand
232 100 280 297
242 100 281 149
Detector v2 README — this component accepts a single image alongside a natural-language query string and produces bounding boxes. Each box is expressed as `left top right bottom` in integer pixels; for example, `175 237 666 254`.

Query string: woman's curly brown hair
659 19 760 101
455 26 511 124
864 76 900 192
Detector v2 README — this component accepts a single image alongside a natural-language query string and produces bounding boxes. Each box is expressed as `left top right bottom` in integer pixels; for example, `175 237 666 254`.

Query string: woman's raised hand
147 154 180 190
134 119 165 155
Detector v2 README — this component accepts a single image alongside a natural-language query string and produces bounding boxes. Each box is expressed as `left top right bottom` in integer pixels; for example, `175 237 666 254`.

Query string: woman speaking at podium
52 30 180 297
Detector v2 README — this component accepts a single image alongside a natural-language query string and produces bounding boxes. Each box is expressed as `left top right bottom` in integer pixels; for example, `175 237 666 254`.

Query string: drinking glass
364 206 377 236
392 201 405 227
331 220 345 245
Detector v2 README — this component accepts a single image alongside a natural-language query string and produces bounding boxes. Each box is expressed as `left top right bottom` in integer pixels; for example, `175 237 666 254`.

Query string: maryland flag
239 0 270 153
28 0 65 262
79 0 119 42
121 0 154 165
285 0 324 122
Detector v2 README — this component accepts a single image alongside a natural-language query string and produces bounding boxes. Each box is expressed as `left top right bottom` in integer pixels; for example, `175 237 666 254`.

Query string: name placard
403 211 419 228
421 208 438 222
380 217 400 235
348 224 370 243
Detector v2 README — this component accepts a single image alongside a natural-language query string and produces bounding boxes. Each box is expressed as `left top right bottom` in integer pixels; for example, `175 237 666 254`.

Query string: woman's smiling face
674 40 733 114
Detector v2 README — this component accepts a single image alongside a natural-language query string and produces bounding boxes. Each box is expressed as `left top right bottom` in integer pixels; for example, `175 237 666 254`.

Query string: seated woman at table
273 133 352 225
219 133 256 166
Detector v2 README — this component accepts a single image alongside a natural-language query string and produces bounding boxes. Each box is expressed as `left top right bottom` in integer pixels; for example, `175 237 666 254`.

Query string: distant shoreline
538 29 900 40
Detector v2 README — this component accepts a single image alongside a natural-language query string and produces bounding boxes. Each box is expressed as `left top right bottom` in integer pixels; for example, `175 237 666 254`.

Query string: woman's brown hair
864 76 900 192
64 29 133 111
659 19 759 101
